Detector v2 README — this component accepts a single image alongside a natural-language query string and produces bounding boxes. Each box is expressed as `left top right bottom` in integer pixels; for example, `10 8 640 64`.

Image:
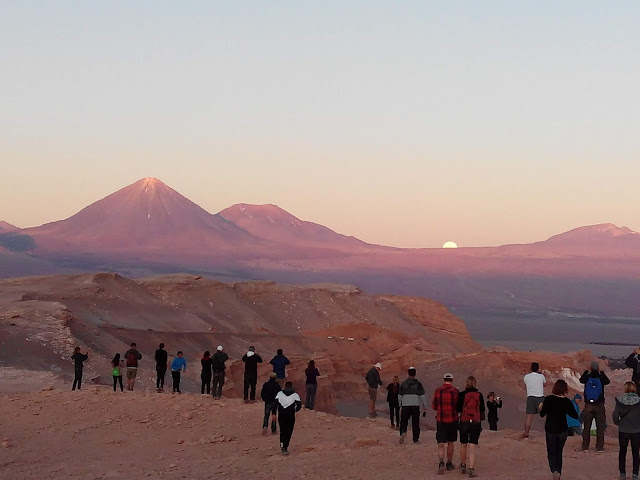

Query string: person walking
523 362 546 438
365 363 383 418
613 381 640 480
304 360 320 410
432 373 459 475
276 381 302 455
211 345 229 399
170 351 187 394
567 394 583 436
155 343 168 392
269 349 291 388
111 353 124 392
540 379 579 480
458 376 485 478
580 360 611 452
486 392 502 431
242 346 263 402
124 343 142 391
387 376 401 429
398 367 427 445
71 346 89 391
201 351 212 395
626 348 640 393
261 372 282 435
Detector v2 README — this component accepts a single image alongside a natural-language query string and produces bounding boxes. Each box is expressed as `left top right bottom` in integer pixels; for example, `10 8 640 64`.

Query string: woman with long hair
613 381 640 480
111 353 123 392
201 351 212 395
304 360 320 410
457 375 485 478
540 380 579 480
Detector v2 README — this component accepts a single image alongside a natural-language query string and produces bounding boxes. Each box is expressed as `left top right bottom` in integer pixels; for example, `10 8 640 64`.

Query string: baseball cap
374 363 382 369
443 373 454 380
217 345 223 351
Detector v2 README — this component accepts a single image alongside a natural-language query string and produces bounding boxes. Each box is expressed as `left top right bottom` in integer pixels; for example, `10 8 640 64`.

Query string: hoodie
242 351 263 376
269 354 290 379
365 367 382 389
613 393 640 433
398 378 427 408
276 388 302 417
261 378 282 404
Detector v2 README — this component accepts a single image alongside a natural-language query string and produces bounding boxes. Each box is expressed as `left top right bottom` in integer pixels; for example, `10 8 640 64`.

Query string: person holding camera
487 392 503 431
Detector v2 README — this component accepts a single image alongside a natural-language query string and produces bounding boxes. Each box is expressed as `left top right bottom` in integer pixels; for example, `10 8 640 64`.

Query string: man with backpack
579 361 610 452
211 345 229 399
457 376 485 478
432 373 459 475
398 367 427 444
124 342 142 391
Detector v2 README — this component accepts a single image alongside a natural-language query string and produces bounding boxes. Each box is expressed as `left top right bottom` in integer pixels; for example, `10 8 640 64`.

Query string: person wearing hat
567 394 583 436
579 360 610 452
432 373 459 475
398 367 427 444
211 345 229 399
260 372 282 435
242 346 263 403
365 363 383 418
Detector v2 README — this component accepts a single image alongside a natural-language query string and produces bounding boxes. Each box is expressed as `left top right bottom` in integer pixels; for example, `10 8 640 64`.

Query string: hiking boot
281 448 289 455
446 462 454 471
399 433 406 444
468 468 477 478
438 461 446 475
460 464 467 474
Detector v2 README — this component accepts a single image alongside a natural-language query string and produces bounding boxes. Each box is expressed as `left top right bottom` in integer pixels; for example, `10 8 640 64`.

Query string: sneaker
631 474 638 480
619 474 627 480
413 440 420 444
438 461 446 475
446 462 454 471
390 424 395 429
399 433 407 444
460 464 467 474
596 448 605 454
281 448 289 455
468 468 477 478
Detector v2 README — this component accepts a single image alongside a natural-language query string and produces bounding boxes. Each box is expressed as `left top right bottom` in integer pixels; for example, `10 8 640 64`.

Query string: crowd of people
69 344 640 477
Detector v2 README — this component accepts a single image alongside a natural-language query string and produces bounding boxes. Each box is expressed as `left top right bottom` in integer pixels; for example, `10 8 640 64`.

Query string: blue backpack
585 377 603 403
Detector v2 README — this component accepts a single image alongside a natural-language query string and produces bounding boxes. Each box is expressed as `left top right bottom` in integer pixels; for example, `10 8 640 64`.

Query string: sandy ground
0 386 622 480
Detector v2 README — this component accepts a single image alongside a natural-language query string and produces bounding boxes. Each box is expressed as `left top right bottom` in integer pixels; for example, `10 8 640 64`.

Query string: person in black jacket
276 381 302 455
626 348 640 392
201 351 212 395
365 363 383 418
613 381 640 480
387 376 401 429
260 373 282 435
211 345 229 399
242 346 263 402
579 361 610 452
71 347 89 391
155 343 168 392
486 392 503 431
540 380 579 480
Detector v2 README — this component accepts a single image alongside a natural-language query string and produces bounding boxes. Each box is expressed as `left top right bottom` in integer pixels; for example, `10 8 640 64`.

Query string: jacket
71 352 88 369
567 400 581 428
155 349 168 369
487 399 502 420
579 370 610 404
171 357 187 372
398 378 427 408
387 382 400 405
613 393 640 434
276 388 302 416
260 378 282 403
201 357 212 377
269 354 290 379
626 354 640 385
212 351 229 372
365 367 382 389
125 349 142 368
242 352 263 376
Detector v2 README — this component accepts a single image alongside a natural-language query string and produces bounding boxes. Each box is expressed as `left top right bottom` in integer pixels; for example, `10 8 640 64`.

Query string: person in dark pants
458 376 485 478
155 343 168 392
580 361 611 452
261 373 282 435
212 345 229 399
71 346 89 391
111 353 124 392
201 351 212 395
398 367 427 444
276 381 302 455
387 376 401 429
486 392 503 431
540 379 579 480
625 348 640 393
170 351 187 394
304 360 320 410
613 381 640 480
242 346 263 402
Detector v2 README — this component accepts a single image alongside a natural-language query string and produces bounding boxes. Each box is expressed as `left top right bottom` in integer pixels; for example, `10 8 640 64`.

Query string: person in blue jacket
270 349 291 387
171 351 187 394
567 393 583 436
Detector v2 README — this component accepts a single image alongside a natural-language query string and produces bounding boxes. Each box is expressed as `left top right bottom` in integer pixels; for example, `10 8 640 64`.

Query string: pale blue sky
1 1 638 247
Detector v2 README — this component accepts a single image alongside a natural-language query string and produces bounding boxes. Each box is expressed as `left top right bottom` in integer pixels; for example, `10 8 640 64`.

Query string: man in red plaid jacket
432 373 459 475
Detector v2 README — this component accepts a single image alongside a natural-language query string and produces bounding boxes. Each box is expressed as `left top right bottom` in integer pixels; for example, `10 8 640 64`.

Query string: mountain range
1 177 639 316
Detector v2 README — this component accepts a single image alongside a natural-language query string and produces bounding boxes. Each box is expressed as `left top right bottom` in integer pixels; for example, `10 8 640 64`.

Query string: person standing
170 351 187 394
304 360 320 410
523 362 546 438
242 346 263 402
124 343 142 391
111 353 124 392
486 392 502 431
458 376 485 478
270 349 291 388
365 363 383 418
201 351 212 395
626 348 640 392
580 360 610 452
261 372 282 435
276 381 302 455
155 343 168 392
613 381 640 480
387 376 401 429
432 373 459 475
71 347 89 391
540 380 579 480
398 367 427 444
211 345 229 399
567 394 583 436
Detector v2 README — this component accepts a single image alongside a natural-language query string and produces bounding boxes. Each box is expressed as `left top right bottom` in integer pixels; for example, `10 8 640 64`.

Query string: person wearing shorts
124 343 142 391
458 376 485 478
365 363 383 418
523 362 546 438
126 368 137 380
432 373 459 475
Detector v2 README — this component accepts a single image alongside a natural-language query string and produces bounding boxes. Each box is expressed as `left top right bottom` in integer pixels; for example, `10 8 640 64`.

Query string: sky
1 1 638 248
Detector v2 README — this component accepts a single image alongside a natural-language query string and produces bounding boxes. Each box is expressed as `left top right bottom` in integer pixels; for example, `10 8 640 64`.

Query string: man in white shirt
523 361 546 438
